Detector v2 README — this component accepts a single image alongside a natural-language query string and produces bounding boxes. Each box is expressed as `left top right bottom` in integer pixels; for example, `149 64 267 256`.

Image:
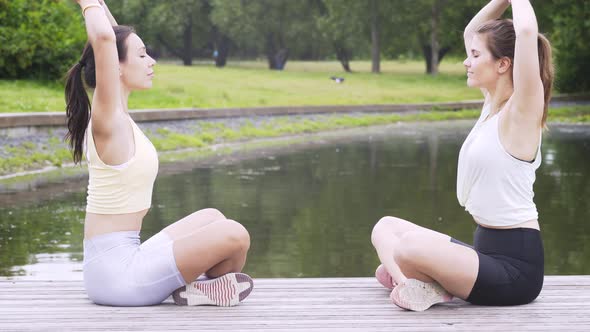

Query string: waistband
83 231 140 258
473 225 543 263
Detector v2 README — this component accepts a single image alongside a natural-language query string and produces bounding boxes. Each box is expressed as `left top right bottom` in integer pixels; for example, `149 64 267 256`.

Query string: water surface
1 121 588 279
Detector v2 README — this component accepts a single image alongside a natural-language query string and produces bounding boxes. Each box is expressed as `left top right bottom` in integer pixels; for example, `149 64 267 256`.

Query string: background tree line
0 0 588 92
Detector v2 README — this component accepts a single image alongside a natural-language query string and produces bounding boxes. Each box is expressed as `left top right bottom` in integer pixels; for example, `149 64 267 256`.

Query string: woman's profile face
120 33 156 91
463 34 500 89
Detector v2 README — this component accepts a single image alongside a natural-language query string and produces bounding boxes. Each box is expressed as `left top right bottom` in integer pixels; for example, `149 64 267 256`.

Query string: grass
547 105 590 123
1 110 477 176
0 60 482 113
2 105 589 178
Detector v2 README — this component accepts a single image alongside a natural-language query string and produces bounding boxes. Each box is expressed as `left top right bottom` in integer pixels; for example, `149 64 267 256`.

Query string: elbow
515 25 538 38
90 29 116 45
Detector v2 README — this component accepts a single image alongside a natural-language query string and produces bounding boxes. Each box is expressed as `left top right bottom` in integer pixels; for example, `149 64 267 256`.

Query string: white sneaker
390 278 452 311
173 272 254 306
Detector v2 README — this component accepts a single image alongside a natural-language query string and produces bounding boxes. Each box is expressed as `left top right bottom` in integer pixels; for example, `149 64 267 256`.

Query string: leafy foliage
0 0 86 79
549 0 590 92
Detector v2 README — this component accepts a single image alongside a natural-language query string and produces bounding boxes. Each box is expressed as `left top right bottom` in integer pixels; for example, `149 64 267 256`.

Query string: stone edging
1 93 588 129
0 101 480 129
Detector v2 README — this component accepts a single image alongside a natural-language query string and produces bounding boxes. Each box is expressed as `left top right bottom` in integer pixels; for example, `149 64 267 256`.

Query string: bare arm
464 0 510 55
98 0 118 26
77 0 121 134
511 0 544 119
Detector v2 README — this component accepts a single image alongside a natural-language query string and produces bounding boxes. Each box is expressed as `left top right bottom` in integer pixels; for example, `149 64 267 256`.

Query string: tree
110 0 228 66
550 0 590 92
369 0 381 73
380 0 480 75
0 0 86 79
211 0 324 70
318 0 369 72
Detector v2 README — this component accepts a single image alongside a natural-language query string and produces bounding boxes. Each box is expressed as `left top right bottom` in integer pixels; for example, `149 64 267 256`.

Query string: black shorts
451 225 544 306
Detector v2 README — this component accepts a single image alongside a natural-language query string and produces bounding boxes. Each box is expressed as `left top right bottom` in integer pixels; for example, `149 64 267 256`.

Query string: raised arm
464 0 510 56
98 0 118 26
510 0 544 120
77 0 121 133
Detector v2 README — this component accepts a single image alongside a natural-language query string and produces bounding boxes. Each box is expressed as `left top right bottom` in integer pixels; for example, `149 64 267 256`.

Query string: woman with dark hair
66 0 253 306
371 0 553 311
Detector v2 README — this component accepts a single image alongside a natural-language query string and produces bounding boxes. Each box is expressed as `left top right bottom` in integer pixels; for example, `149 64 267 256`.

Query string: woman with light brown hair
66 0 253 306
371 0 553 311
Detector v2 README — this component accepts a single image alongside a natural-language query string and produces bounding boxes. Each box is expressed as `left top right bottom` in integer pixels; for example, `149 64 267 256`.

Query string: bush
0 0 86 80
551 1 590 93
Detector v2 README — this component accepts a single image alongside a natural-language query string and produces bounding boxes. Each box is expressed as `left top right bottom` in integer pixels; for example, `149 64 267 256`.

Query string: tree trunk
267 51 289 70
264 3 289 70
272 49 289 70
335 45 352 72
337 56 351 73
430 0 440 75
265 33 289 70
427 0 447 75
214 35 230 68
370 0 380 73
423 45 451 74
182 17 193 66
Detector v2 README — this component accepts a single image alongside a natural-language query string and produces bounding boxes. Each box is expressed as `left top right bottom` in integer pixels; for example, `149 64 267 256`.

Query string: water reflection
1 122 589 279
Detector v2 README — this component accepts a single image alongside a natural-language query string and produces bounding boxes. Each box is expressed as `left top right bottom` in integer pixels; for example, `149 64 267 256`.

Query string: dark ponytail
64 25 135 164
64 43 93 164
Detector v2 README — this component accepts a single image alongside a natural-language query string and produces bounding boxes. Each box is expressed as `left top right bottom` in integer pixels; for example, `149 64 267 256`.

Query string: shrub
0 0 86 80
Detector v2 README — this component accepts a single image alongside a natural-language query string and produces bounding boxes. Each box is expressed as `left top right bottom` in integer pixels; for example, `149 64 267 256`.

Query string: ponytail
64 25 135 164
64 60 91 164
537 33 554 127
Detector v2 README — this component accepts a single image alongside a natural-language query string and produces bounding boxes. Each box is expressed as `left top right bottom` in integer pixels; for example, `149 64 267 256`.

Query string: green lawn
0 60 482 113
2 105 589 177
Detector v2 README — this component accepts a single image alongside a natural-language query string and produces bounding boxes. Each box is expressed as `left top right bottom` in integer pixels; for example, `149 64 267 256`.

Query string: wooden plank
0 276 589 331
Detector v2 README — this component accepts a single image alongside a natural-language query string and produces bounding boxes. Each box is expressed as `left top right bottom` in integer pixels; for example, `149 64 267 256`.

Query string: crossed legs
162 208 250 283
371 216 478 300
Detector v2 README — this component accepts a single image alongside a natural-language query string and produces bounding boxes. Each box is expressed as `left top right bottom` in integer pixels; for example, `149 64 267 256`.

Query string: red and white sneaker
375 264 397 290
173 272 254 306
390 279 453 311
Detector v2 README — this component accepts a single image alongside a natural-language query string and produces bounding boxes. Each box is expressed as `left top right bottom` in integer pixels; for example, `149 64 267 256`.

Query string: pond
1 121 589 279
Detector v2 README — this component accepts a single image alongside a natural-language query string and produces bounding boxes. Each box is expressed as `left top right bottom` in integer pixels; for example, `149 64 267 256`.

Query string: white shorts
83 230 186 306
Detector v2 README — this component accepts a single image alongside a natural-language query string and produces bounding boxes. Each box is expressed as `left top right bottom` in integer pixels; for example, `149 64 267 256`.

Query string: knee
371 216 399 246
394 231 429 267
222 219 250 252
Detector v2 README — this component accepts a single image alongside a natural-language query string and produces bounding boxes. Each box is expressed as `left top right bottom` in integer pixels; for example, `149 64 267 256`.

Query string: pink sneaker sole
375 264 396 290
173 272 254 306
390 279 452 311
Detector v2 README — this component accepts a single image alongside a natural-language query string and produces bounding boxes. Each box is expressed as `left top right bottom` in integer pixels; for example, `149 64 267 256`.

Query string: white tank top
456 104 542 227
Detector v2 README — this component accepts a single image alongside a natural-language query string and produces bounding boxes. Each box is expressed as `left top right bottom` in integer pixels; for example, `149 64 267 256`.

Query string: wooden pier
1 276 589 331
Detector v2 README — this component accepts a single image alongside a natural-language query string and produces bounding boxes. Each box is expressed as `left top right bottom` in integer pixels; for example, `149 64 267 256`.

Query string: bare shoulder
499 99 543 161
89 105 129 138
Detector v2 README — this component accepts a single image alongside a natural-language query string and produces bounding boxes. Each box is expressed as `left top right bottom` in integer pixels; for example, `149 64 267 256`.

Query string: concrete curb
0 101 481 129
0 94 588 129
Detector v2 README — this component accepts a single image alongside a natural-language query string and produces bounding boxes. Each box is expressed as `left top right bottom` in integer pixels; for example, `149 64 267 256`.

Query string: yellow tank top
85 116 159 214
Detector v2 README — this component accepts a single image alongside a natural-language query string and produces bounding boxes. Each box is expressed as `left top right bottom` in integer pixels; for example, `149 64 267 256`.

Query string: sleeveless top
456 104 542 226
85 115 159 214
